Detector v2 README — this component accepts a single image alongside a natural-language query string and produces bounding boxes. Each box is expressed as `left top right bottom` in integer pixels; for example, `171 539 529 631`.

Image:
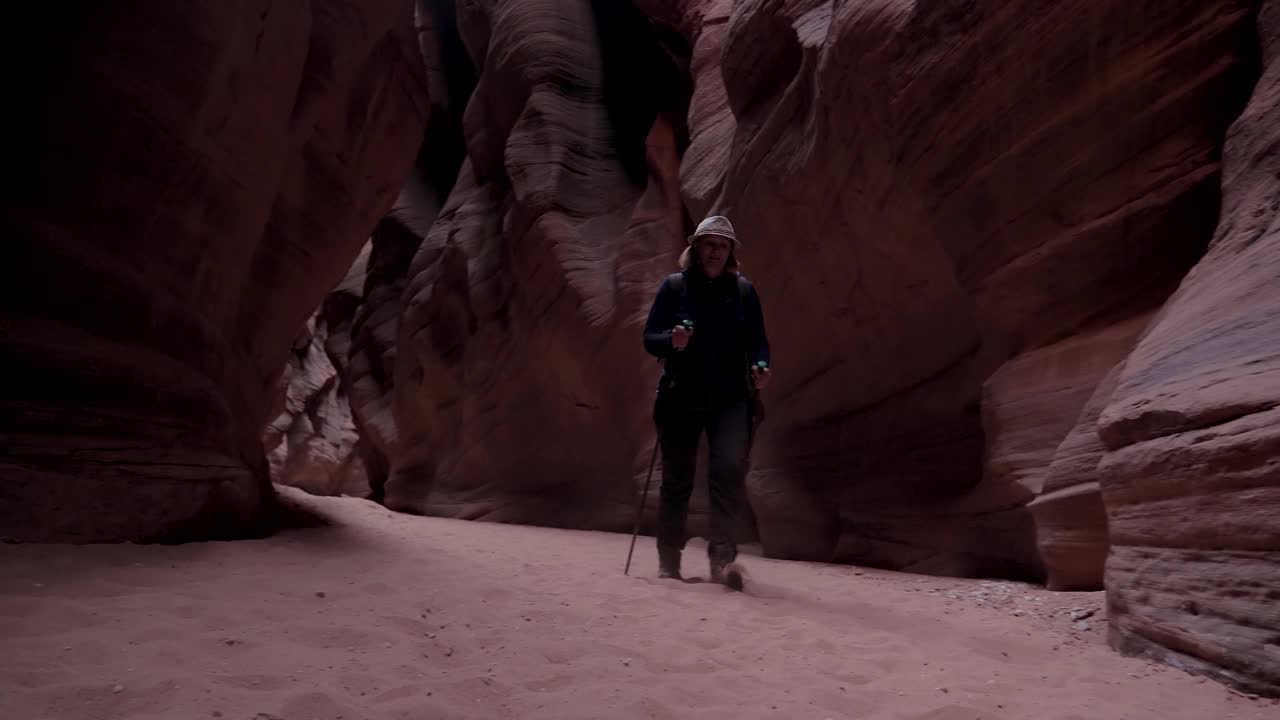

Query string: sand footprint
288 623 390 651
372 684 423 703
280 690 357 717
628 695 681 720
211 674 290 691
522 674 575 692
33 679 181 718
906 704 989 720
362 581 395 595
380 614 434 636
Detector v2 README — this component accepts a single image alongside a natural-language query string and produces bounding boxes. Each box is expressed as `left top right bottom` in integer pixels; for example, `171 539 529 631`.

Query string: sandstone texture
381 0 691 529
359 0 1261 582
1021 315 1153 590
2 1 427 541
1027 362 1126 592
1 0 1273 697
263 250 371 499
1096 0 1280 696
688 0 1257 575
939 315 1153 582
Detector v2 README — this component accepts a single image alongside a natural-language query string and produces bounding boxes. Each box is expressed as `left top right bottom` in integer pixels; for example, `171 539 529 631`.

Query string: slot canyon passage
2 0 1279 717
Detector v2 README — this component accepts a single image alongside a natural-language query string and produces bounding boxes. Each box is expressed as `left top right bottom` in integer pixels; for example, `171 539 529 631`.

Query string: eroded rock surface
371 0 1259 577
382 0 691 529
1019 315 1155 590
2 1 427 541
1097 0 1280 695
264 250 371 499
706 0 1257 574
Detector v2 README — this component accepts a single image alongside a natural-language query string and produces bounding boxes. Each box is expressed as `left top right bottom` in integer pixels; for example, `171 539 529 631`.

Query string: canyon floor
2 486 1274 720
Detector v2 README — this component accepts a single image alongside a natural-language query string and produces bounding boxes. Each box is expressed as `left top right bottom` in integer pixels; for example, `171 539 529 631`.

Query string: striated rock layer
263 249 372 499
1023 315 1154 590
1097 0 1280 696
382 0 692 529
696 0 1258 575
1 1 428 542
378 0 1260 579
954 314 1154 582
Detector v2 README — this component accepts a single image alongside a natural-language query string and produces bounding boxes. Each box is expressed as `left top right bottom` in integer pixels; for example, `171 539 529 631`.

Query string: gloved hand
672 320 693 350
751 361 771 389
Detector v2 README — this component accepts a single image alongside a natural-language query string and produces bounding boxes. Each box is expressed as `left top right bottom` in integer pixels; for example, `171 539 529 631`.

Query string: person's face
696 235 732 277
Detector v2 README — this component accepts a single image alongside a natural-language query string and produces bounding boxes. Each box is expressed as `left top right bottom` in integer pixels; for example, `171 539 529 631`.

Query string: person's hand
751 365 771 389
671 324 692 349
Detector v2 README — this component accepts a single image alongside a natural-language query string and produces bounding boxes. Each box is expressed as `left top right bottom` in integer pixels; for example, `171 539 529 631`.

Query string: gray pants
656 398 751 566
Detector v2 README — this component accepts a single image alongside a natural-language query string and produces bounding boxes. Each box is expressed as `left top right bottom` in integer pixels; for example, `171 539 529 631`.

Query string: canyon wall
350 0 1257 577
380 0 692 529
2 1 428 541
358 0 1273 691
8 0 1271 695
699 0 1256 578
1097 0 1280 695
272 0 1267 586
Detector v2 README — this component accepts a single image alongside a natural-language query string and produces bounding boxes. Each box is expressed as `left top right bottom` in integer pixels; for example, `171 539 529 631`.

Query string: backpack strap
667 271 685 294
653 273 687 366
666 271 750 308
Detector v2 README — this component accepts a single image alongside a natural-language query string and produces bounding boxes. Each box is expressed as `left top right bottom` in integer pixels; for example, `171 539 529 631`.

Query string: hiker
642 215 771 586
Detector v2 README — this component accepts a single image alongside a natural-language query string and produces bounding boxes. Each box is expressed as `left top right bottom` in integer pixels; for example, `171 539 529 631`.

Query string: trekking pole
625 322 689 575
624 434 661 576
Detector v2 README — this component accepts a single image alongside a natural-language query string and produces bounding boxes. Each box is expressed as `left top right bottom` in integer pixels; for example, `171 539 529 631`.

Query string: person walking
642 215 771 587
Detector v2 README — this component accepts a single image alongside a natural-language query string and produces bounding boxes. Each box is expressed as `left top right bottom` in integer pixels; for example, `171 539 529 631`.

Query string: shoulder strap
667 272 747 302
667 272 685 293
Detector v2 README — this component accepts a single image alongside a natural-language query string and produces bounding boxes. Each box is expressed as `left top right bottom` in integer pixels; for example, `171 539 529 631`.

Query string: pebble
1074 621 1092 632
315 591 326 598
112 684 125 694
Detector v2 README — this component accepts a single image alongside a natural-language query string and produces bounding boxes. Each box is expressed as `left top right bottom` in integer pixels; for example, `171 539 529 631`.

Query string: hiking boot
724 563 745 591
657 544 682 580
710 555 745 591
708 556 726 580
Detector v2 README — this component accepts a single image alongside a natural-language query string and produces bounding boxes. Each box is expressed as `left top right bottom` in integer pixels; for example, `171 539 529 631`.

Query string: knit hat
687 215 739 247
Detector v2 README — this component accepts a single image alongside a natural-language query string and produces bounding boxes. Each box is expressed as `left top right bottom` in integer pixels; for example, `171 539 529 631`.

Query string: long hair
679 240 740 274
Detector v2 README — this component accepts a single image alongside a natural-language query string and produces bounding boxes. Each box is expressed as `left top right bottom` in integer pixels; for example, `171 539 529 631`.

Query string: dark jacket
643 269 771 412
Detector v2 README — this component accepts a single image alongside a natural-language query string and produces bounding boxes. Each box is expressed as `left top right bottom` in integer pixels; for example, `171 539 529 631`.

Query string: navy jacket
643 269 771 410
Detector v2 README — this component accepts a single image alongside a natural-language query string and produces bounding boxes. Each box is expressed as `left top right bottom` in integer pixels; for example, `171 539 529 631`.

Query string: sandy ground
2 487 1275 720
